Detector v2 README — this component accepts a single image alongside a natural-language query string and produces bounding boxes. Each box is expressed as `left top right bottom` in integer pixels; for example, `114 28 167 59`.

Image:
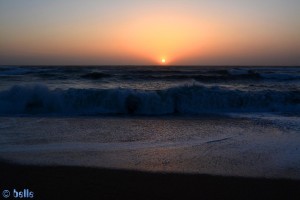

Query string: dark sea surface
0 65 299 116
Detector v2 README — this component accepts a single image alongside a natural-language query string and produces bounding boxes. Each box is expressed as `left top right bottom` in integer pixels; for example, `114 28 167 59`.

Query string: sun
161 58 166 64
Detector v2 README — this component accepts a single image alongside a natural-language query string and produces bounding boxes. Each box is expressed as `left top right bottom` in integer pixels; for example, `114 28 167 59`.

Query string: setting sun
161 58 166 64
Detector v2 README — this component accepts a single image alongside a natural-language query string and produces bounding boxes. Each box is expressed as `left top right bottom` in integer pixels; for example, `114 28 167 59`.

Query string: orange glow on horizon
1 1 299 65
114 11 207 65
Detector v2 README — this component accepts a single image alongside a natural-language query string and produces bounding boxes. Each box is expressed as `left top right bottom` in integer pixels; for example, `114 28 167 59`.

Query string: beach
1 66 300 199
1 160 300 200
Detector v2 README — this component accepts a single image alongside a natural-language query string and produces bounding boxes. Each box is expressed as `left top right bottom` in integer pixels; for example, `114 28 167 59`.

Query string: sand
1 161 300 200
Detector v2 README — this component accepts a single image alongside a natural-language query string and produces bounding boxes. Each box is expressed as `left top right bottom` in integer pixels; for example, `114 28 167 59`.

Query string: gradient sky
0 0 299 65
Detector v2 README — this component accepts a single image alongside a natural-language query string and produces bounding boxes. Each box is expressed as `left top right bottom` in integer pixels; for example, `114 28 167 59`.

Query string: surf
0 84 299 116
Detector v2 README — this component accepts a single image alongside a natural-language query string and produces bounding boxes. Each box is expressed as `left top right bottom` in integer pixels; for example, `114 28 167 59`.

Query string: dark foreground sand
1 161 299 200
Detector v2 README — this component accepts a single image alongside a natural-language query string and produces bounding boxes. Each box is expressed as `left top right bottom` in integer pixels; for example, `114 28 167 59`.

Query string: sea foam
0 84 299 116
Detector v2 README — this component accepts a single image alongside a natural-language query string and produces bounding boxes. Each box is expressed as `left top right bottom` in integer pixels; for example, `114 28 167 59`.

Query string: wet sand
1 116 300 179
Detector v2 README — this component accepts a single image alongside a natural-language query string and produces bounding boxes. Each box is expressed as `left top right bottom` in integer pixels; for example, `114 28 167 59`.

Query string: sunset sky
0 0 299 65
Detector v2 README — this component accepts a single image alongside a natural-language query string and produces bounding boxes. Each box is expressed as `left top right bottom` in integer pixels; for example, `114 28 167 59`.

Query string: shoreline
1 161 300 200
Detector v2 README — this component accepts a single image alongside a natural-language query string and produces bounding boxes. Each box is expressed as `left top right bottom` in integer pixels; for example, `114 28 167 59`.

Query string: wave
227 68 300 81
1 66 300 82
81 72 112 79
0 84 299 116
0 67 33 76
119 69 300 82
160 73 260 81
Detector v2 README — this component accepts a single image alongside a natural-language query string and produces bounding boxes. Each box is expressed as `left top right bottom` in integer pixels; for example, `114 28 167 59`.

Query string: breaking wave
0 84 299 116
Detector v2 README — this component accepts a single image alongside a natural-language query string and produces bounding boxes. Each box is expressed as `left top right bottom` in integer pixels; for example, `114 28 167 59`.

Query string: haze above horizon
1 0 299 66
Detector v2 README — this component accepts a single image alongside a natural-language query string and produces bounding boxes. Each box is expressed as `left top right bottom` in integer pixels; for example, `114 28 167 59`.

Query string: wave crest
0 84 299 115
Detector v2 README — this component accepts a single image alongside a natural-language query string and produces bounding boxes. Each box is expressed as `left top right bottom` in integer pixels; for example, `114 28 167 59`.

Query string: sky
0 0 299 66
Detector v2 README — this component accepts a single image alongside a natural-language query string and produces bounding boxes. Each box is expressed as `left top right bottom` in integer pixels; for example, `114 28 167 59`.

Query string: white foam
0 84 299 116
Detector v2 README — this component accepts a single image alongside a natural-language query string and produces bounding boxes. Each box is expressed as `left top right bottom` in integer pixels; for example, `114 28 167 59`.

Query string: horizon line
1 64 300 67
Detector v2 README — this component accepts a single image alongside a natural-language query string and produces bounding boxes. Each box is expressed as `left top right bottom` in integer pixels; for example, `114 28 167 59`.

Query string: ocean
0 66 300 178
